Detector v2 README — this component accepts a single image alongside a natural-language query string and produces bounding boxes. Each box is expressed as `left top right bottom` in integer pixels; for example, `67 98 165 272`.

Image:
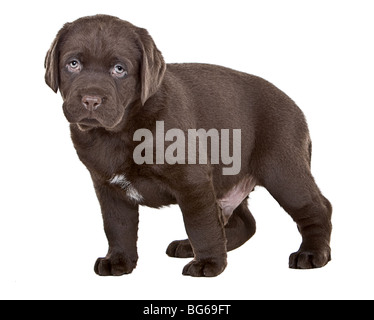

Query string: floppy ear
136 28 166 105
44 24 70 93
44 36 59 93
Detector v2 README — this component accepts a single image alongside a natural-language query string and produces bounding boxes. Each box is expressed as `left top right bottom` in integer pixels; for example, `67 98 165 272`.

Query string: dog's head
45 15 166 131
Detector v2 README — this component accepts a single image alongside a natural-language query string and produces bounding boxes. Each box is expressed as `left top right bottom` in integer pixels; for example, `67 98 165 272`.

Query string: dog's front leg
93 181 139 276
176 179 227 277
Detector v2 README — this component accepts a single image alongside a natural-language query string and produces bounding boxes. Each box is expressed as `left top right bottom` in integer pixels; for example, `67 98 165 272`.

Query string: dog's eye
112 64 127 78
67 60 81 73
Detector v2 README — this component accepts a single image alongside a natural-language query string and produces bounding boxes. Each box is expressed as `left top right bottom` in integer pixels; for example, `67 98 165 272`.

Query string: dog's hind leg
258 153 332 269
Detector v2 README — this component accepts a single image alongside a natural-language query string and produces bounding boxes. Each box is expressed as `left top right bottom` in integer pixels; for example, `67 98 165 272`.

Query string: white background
0 0 373 300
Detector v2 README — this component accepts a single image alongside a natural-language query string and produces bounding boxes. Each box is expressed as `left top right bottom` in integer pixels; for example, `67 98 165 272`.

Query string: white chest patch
109 174 144 203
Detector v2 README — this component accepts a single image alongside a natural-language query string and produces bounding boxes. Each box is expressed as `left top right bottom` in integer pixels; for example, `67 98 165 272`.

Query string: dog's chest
109 173 144 203
71 127 173 207
108 172 177 208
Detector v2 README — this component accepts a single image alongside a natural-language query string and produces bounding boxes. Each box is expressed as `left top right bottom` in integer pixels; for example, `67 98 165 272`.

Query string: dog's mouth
79 118 101 126
62 100 126 132
77 118 102 131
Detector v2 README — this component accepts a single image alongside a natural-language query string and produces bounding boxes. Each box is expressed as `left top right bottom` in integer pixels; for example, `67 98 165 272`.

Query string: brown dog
45 14 332 277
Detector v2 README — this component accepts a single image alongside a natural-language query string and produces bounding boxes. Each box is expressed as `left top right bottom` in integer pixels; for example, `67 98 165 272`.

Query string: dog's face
45 15 166 131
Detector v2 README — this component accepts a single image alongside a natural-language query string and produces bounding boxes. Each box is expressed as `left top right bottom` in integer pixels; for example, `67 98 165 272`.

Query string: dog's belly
217 176 256 224
109 173 255 216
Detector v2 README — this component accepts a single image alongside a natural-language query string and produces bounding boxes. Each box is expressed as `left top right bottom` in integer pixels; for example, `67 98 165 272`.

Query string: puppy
45 15 332 277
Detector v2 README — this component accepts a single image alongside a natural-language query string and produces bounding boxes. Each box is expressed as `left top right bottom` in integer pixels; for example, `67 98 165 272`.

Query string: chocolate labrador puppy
45 15 332 277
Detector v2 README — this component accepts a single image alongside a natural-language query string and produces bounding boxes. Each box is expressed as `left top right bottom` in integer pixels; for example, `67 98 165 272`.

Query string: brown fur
45 15 332 277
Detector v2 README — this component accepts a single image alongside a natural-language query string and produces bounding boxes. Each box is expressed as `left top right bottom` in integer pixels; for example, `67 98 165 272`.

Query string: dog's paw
166 239 194 258
182 257 227 277
94 254 137 276
289 249 331 269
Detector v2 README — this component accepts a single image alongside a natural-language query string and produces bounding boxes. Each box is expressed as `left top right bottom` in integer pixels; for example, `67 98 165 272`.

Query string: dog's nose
82 95 102 111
